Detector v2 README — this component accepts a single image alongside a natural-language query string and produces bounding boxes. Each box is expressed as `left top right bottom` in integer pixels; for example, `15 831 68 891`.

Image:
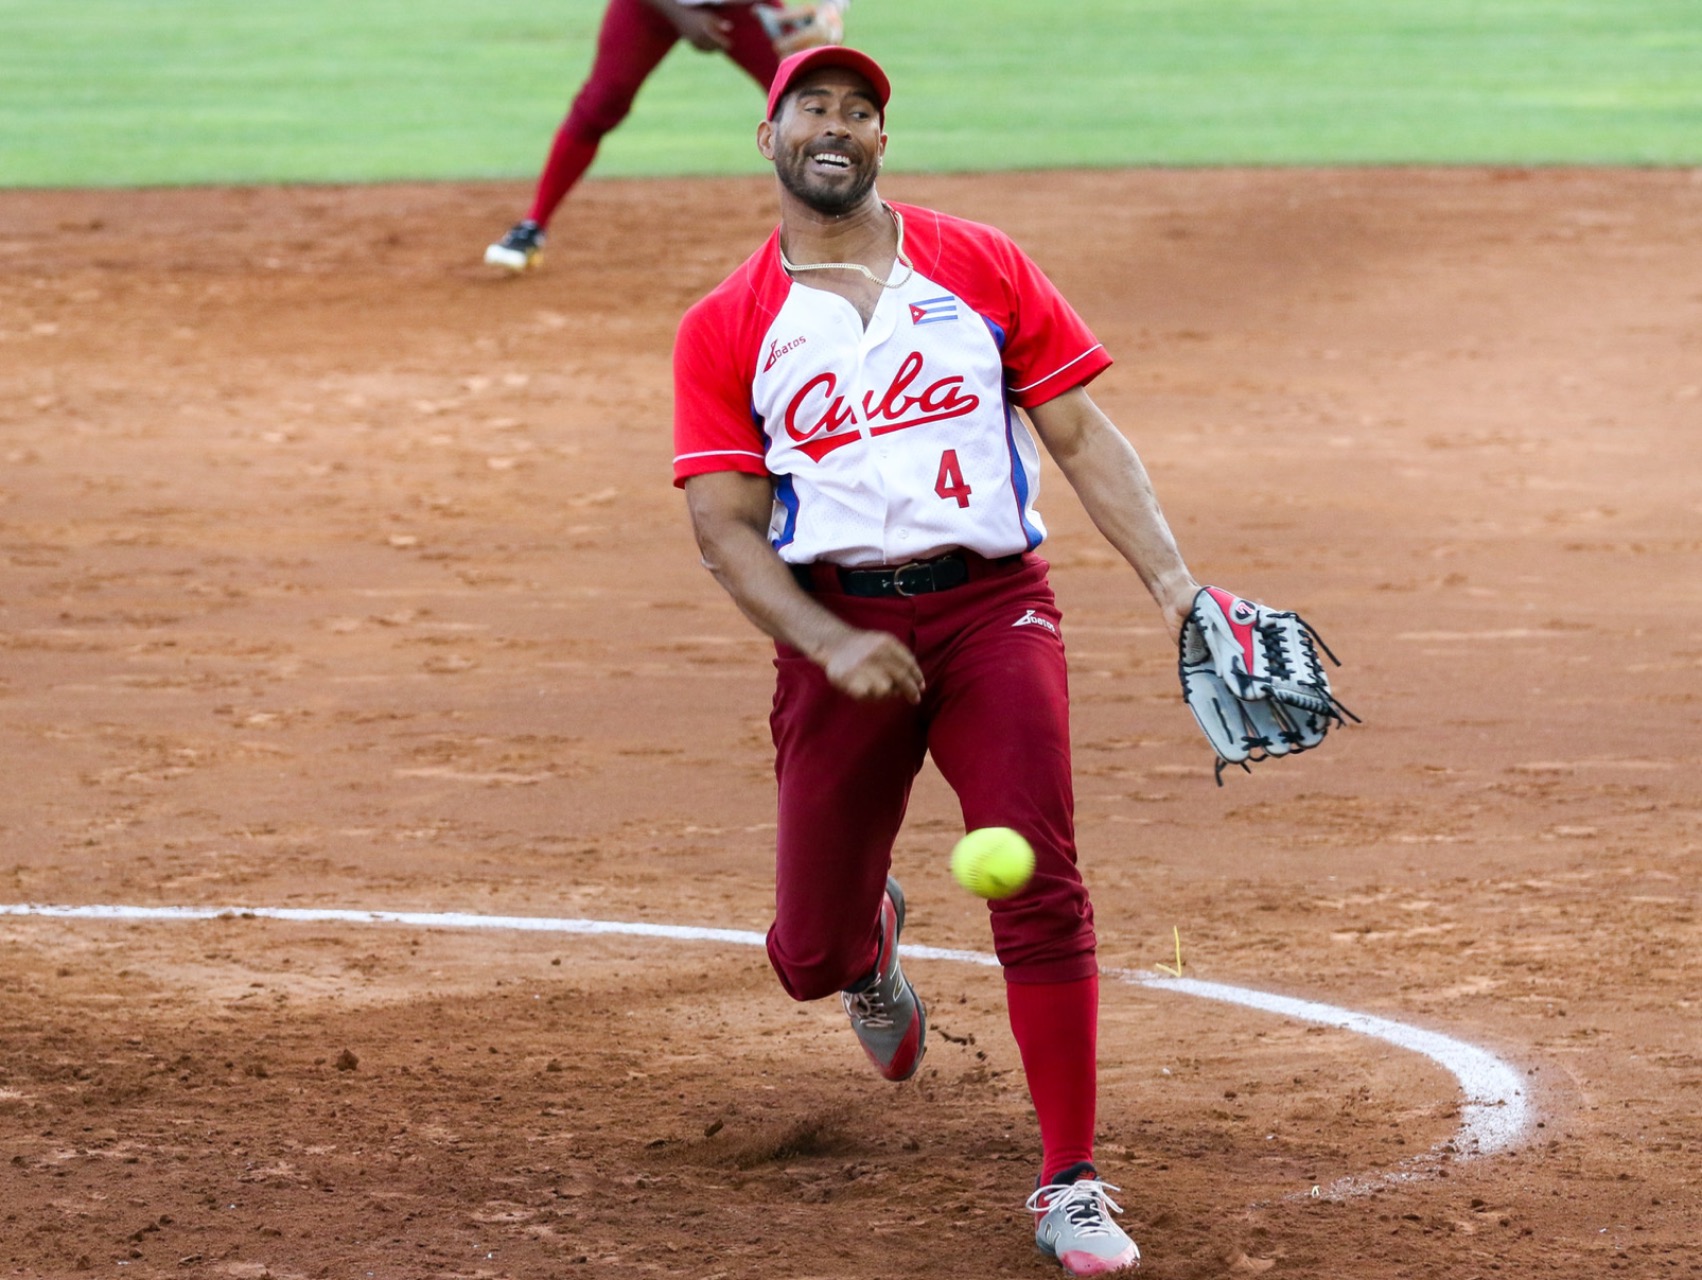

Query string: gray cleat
839 876 926 1081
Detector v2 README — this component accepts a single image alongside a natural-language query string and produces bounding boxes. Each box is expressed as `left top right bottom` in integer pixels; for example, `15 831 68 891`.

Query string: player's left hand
1177 586 1358 783
756 1 845 56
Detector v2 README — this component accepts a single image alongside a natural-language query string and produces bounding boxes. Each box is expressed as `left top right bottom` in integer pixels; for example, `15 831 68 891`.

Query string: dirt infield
1 167 1699 1278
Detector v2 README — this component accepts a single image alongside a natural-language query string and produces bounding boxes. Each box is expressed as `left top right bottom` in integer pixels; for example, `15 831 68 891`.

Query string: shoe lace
1024 1177 1126 1239
841 984 894 1030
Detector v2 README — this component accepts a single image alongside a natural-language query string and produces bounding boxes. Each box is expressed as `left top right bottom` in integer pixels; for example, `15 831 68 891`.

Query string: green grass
2 0 1698 187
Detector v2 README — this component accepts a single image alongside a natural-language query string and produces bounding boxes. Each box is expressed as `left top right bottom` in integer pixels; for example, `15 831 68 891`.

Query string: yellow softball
950 827 1035 900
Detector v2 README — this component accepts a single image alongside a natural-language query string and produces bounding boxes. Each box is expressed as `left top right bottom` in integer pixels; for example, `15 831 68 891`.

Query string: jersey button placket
864 297 915 562
854 310 903 563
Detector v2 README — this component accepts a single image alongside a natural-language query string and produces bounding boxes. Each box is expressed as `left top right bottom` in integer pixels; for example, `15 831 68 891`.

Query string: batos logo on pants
1012 609 1058 635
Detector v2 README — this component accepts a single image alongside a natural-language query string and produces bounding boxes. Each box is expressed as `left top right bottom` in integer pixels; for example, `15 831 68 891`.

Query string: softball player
673 47 1201 1274
485 0 846 271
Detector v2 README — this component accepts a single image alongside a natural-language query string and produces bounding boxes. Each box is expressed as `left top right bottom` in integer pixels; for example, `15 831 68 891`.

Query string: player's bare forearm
684 471 924 702
684 472 836 650
1028 387 1199 640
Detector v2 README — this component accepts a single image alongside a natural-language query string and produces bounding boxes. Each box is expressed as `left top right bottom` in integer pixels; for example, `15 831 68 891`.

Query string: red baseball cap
765 46 891 120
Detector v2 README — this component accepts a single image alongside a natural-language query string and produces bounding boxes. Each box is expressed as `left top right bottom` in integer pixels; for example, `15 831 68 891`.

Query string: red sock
526 128 599 228
1006 974 1098 1183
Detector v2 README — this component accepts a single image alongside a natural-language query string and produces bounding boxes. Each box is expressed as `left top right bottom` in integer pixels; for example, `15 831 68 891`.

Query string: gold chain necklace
779 204 915 289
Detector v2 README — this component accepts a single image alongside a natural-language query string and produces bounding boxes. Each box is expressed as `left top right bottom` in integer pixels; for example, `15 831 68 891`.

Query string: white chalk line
1 901 1531 1189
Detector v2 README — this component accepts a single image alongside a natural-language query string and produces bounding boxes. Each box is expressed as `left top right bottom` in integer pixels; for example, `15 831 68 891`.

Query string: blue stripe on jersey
756 411 802 552
773 473 801 551
1001 394 1044 552
981 315 1041 549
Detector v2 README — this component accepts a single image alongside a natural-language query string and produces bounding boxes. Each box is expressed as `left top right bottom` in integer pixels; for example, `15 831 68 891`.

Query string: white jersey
673 203 1110 567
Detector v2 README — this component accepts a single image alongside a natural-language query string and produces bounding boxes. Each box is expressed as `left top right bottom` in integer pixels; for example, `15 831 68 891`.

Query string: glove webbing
1260 613 1360 726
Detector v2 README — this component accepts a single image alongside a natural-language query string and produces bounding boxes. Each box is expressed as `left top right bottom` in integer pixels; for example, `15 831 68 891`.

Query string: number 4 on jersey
934 449 972 508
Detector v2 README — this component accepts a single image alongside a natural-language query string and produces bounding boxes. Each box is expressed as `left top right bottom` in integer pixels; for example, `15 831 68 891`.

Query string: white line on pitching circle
0 901 1531 1180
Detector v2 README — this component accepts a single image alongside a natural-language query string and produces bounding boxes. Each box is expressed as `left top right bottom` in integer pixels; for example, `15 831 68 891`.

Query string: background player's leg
921 562 1100 1179
766 633 927 1003
526 0 680 229
487 0 676 268
721 5 783 89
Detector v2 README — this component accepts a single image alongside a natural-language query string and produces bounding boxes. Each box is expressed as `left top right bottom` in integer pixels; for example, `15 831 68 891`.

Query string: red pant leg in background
528 1 781 227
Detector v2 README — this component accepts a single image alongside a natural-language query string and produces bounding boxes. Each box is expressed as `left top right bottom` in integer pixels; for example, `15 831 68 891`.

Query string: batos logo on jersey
783 351 980 462
764 334 807 371
908 295 959 326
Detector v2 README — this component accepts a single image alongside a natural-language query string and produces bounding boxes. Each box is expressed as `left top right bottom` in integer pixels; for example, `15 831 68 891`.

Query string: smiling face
758 68 887 217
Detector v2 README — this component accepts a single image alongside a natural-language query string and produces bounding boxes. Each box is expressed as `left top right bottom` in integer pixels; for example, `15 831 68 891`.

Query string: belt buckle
890 560 932 597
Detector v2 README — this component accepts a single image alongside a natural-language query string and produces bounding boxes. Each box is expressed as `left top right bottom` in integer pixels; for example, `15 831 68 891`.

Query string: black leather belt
790 551 1020 598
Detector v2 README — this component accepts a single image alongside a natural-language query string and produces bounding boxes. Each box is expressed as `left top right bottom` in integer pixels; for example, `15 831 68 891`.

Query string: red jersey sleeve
672 293 769 487
899 204 1112 408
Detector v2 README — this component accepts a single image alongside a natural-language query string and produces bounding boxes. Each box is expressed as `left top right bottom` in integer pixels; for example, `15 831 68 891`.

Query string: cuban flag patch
908 295 959 326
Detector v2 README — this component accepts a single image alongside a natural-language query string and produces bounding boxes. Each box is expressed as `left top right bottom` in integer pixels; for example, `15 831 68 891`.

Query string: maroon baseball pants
764 554 1099 1000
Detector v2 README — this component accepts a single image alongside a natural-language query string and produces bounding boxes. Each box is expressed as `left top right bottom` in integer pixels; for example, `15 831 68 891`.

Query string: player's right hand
821 629 925 704
673 7 734 51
